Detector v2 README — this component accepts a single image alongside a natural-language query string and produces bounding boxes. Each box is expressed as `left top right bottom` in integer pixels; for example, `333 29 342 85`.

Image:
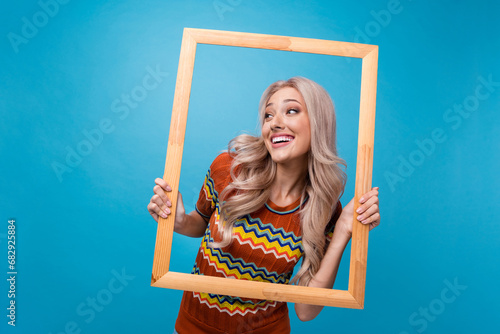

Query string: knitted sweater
175 152 342 333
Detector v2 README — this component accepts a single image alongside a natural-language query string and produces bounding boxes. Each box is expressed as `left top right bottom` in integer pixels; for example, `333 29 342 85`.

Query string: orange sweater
175 153 342 333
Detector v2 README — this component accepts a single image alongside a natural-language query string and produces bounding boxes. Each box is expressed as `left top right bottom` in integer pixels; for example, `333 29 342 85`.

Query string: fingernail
167 201 171 207
356 207 362 213
161 212 167 218
362 219 368 224
166 186 172 191
359 197 365 203
357 215 363 221
165 208 171 214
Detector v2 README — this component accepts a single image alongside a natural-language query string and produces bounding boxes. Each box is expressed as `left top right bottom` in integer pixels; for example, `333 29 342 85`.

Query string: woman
148 77 380 333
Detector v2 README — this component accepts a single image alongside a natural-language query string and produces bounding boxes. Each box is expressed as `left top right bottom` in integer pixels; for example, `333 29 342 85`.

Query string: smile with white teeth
272 136 294 144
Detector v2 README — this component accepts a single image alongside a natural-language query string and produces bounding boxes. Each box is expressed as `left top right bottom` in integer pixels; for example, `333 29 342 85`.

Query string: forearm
295 221 351 321
174 210 208 238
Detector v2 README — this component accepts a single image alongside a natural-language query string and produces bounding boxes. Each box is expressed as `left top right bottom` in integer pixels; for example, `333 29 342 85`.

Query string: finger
356 195 378 215
356 203 379 222
359 212 380 226
153 185 172 207
369 221 380 231
148 199 169 219
155 178 172 192
359 188 379 204
147 202 161 221
148 201 165 218
151 194 171 216
369 215 381 231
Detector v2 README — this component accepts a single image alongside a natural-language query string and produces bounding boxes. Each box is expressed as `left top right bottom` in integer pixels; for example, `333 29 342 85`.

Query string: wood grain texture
348 47 378 308
150 28 378 309
153 272 362 309
187 28 376 58
151 29 197 284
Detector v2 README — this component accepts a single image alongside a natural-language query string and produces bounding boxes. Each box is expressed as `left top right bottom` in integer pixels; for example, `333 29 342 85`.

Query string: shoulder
211 152 233 168
205 152 234 189
209 152 233 175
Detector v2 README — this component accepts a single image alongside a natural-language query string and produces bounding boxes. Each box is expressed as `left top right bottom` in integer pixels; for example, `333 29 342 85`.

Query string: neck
270 157 308 207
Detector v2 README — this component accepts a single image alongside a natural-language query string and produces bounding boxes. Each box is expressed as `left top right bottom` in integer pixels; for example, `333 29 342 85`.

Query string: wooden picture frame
151 28 378 309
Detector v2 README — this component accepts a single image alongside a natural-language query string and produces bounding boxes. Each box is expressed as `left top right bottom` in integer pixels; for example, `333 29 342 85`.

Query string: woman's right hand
147 178 186 225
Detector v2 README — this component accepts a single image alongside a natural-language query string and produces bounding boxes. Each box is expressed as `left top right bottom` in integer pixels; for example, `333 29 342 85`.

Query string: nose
270 112 284 131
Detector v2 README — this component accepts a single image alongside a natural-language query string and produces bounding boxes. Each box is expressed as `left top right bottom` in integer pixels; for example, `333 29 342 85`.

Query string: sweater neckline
265 195 308 215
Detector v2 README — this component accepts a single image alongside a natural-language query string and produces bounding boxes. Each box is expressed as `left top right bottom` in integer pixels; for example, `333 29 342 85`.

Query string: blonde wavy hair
212 77 347 286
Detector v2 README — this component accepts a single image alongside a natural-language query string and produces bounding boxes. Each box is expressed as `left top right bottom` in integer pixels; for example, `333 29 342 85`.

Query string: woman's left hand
336 187 380 238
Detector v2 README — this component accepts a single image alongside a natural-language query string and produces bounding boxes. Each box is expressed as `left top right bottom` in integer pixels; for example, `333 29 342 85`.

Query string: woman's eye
287 108 298 114
264 113 273 119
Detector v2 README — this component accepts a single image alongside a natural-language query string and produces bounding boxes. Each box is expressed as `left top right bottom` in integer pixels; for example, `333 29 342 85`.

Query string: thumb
343 197 354 214
176 192 185 209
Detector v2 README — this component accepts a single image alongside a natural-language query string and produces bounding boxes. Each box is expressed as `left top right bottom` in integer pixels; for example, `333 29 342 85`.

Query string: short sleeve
194 153 233 220
325 200 343 243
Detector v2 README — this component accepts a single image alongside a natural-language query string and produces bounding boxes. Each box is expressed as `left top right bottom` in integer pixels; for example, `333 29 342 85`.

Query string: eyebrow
266 99 302 107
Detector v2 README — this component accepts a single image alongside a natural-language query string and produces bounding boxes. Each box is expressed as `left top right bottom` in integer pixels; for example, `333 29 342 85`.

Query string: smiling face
262 87 311 167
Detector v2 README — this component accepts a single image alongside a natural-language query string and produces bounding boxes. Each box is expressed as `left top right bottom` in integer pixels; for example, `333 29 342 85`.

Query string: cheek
300 122 312 148
261 124 270 136
292 118 310 136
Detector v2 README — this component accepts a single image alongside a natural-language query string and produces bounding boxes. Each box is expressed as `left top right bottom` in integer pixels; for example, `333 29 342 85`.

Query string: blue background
1 0 499 333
